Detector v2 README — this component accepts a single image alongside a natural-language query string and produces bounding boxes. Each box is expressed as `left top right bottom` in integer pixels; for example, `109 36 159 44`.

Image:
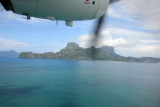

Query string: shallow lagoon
0 57 160 107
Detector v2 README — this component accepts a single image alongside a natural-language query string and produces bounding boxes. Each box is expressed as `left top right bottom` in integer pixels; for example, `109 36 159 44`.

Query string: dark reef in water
19 42 160 63
0 85 41 98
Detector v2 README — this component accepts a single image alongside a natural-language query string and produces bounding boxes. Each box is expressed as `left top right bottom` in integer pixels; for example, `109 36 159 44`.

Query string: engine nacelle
1 0 111 21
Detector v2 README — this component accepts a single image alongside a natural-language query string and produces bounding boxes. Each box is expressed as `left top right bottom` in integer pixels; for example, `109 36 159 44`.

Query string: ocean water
0 57 160 107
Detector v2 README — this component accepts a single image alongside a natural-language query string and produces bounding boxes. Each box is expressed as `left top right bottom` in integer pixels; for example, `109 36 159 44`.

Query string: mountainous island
0 50 19 57
19 42 160 63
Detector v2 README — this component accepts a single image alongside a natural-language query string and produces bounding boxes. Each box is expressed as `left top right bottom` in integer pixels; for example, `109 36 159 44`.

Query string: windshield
0 0 160 107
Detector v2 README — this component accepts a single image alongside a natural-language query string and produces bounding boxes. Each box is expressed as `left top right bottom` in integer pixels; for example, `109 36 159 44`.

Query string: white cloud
77 27 160 57
0 38 29 50
78 28 160 48
106 28 159 40
108 7 136 22
0 11 50 24
77 31 136 49
138 40 160 44
110 0 160 31
116 46 160 58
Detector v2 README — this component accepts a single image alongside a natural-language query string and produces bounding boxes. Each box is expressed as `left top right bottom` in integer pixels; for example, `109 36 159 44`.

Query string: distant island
0 50 19 57
19 42 160 63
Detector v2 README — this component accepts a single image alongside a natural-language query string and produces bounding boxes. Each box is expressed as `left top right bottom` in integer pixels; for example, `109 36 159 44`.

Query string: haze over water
0 57 160 107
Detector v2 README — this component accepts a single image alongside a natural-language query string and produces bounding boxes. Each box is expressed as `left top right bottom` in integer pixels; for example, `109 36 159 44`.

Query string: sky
0 0 160 58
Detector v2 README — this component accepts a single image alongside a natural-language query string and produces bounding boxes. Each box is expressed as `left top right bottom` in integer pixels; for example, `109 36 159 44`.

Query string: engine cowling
0 0 111 21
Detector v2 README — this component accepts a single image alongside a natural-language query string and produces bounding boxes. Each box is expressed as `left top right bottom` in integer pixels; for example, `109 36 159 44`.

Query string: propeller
89 15 106 59
89 0 120 59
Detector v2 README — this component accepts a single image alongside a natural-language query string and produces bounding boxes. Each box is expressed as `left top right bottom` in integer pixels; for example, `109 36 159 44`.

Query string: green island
19 42 160 63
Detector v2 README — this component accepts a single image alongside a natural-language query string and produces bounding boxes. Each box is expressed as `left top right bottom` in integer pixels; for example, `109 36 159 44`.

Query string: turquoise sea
0 57 160 107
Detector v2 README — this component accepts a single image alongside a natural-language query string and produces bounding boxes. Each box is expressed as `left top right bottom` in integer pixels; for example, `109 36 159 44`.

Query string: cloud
0 10 50 24
77 27 160 57
108 0 160 31
78 27 160 47
102 1 160 57
77 31 136 49
116 46 160 58
0 38 29 50
107 28 159 40
108 7 135 22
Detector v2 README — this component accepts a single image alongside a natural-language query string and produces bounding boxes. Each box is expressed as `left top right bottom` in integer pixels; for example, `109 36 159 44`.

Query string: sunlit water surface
0 57 160 107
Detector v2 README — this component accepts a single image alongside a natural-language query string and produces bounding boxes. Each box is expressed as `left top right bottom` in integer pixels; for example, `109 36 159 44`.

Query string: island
0 50 19 57
19 42 160 63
